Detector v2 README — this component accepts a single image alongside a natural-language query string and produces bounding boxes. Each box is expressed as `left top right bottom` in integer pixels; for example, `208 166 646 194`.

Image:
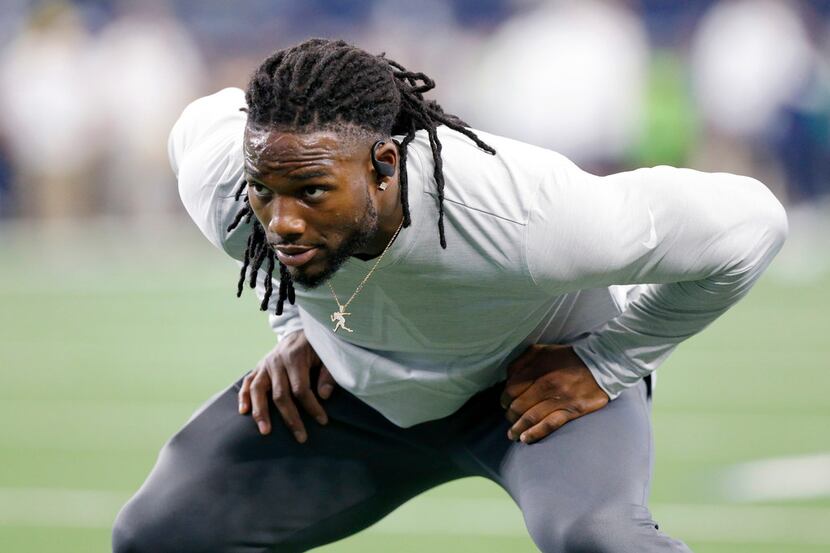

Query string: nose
267 198 306 241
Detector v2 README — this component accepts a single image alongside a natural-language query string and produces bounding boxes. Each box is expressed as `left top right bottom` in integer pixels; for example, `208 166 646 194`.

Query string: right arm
526 160 787 399
169 88 336 441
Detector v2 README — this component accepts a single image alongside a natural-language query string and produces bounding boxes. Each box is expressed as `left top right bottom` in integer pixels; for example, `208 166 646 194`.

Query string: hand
238 331 337 442
500 344 609 444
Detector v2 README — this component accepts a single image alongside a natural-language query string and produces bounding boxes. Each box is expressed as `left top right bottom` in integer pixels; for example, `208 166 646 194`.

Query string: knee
111 492 212 553
111 497 150 553
563 507 653 553
112 495 173 553
527 505 660 553
112 489 304 553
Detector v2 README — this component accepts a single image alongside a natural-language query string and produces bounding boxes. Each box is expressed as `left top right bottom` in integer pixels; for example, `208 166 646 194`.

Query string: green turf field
1 221 828 552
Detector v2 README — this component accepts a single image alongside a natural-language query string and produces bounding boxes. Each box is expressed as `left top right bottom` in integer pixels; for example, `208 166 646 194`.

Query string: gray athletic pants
112 372 692 553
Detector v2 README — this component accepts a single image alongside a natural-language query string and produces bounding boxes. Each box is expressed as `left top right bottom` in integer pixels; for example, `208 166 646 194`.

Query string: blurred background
0 0 828 552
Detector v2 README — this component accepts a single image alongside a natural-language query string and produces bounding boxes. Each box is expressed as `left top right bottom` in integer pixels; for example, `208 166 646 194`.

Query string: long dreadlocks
228 38 495 316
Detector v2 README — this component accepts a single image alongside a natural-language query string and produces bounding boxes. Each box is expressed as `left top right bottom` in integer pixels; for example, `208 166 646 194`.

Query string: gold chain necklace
328 218 404 333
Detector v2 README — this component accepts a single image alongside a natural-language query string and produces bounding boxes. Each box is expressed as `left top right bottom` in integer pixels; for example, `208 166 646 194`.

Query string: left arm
502 161 788 443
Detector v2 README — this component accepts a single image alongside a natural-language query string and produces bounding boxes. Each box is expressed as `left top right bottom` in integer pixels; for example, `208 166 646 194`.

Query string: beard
288 194 379 289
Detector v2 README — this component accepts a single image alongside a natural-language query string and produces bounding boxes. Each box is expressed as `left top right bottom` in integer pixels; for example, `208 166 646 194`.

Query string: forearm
572 250 779 398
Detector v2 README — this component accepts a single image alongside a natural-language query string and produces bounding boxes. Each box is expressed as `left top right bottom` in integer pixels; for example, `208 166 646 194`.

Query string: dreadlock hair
228 38 495 316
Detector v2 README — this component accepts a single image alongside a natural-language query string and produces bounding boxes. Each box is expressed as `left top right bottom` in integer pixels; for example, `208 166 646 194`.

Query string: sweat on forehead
245 120 381 150
243 129 370 174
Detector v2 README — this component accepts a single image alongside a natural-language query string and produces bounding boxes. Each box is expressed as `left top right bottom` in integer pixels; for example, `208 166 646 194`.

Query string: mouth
273 245 320 267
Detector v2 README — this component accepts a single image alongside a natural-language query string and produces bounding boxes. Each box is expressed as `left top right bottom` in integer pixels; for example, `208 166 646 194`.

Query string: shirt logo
641 207 657 249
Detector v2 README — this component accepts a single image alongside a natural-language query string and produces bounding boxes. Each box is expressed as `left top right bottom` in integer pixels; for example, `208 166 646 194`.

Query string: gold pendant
330 307 353 333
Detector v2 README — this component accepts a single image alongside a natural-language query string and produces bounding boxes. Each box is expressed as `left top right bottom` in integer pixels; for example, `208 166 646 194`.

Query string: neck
353 179 404 260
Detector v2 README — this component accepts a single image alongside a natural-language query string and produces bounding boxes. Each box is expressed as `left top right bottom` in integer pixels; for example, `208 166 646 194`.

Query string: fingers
507 399 571 442
513 409 573 444
281 332 331 424
500 344 612 445
238 332 331 444
285 362 328 427
269 364 308 443
249 369 274 436
504 377 610 444
317 364 336 400
500 345 543 408
502 368 560 416
499 377 534 410
504 374 566 423
238 372 254 414
242 363 310 443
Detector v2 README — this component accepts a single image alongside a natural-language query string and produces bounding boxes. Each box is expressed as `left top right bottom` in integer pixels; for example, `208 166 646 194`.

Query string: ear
370 140 398 190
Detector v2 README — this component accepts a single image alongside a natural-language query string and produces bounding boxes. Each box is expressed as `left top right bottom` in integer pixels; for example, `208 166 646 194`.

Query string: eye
302 186 327 201
249 181 270 197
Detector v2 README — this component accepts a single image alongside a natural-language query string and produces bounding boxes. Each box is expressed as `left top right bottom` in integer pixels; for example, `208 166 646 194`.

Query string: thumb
317 364 336 399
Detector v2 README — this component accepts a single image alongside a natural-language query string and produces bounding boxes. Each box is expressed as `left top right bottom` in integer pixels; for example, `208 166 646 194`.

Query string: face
243 127 380 288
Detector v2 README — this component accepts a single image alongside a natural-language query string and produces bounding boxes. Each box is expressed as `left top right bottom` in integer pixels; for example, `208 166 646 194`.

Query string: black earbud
371 140 395 179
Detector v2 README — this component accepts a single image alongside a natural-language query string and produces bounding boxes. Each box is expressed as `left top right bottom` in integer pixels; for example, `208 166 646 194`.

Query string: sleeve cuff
571 333 670 400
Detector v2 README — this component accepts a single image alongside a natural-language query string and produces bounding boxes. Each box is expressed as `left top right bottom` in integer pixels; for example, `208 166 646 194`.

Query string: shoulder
405 126 572 225
169 88 251 259
169 87 247 175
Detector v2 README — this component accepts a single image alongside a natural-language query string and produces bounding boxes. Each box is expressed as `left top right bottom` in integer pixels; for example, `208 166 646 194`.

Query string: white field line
0 488 129 529
2 488 830 545
0 399 199 417
722 452 830 502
